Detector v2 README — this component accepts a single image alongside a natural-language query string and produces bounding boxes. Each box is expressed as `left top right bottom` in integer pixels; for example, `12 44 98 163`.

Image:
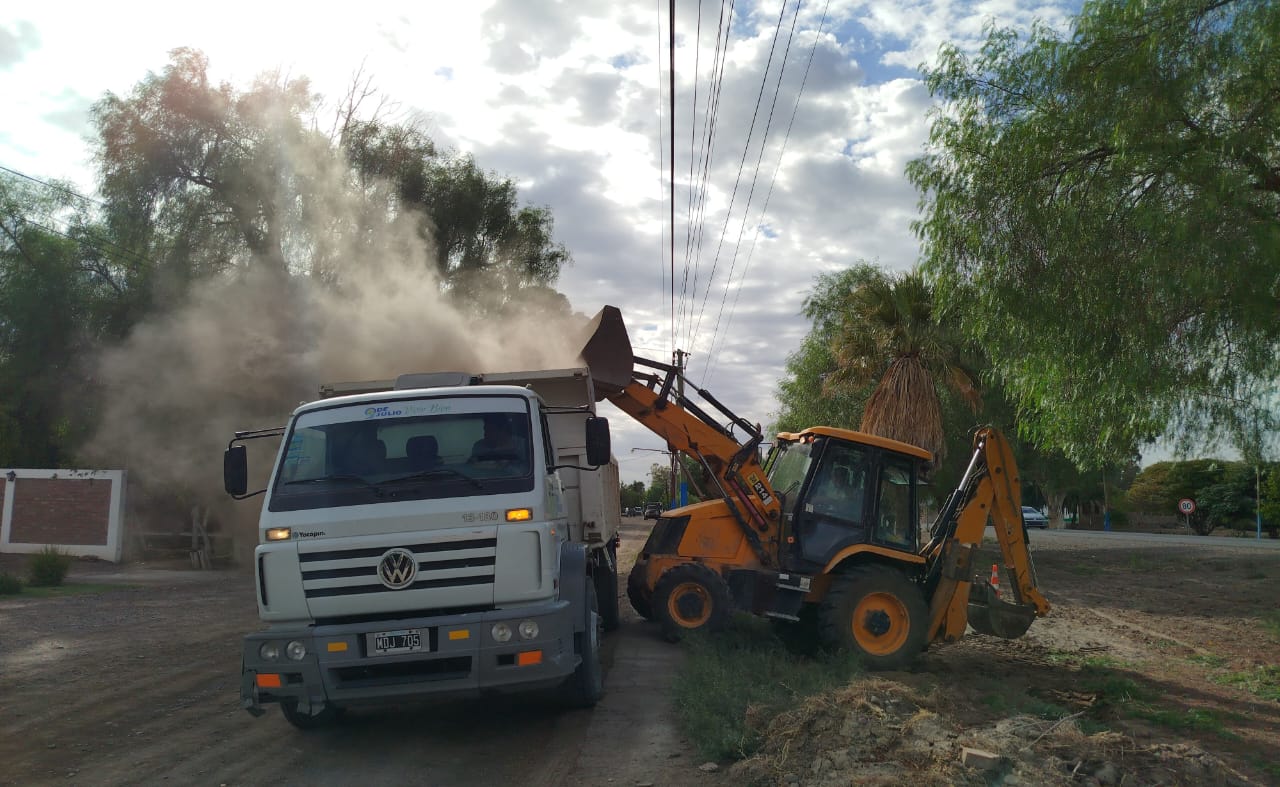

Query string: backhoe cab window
765 440 813 515
874 459 916 550
269 401 534 512
805 443 869 525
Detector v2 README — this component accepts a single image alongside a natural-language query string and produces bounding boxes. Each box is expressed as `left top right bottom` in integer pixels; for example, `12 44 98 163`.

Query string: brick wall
9 478 112 545
1 470 125 562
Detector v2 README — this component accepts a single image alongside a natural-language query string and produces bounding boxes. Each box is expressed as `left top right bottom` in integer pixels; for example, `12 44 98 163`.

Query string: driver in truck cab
470 413 527 461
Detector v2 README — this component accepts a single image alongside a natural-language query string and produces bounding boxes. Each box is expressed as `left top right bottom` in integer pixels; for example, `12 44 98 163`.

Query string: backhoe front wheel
820 565 928 670
653 563 731 642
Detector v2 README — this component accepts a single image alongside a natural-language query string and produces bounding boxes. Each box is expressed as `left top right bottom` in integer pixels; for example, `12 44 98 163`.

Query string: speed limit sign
1178 498 1196 514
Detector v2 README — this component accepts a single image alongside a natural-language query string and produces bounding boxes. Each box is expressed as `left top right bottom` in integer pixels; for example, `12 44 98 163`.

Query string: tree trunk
1047 492 1067 529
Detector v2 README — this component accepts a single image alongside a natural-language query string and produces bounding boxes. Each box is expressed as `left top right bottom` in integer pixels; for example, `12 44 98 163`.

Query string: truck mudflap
240 597 580 716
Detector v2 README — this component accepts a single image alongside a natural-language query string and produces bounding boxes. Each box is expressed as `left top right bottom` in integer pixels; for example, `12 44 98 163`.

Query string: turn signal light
505 508 533 522
255 673 283 688
516 650 543 667
265 528 291 541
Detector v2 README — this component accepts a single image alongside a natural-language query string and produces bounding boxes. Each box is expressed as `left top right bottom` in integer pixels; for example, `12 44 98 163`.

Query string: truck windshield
268 397 534 512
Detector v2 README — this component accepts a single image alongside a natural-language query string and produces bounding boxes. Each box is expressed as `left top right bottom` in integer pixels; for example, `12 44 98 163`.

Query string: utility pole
672 349 689 509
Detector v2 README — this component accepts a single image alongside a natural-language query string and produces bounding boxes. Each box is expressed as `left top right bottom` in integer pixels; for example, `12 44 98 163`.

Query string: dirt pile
729 678 1249 787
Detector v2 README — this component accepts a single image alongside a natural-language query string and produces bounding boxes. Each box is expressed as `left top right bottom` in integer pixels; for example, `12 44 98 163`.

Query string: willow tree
824 266 979 468
908 0 1280 467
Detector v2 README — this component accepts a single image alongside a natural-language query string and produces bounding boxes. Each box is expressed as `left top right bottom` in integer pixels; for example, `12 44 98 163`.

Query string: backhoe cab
579 306 1049 669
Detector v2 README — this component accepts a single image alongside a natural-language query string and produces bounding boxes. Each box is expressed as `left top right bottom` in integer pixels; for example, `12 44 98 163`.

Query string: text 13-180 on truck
225 369 621 729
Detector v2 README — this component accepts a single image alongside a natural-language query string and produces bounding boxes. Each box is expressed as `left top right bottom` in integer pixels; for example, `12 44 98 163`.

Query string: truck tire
626 560 655 621
594 543 621 632
562 581 604 708
819 565 928 671
653 563 731 642
280 700 343 730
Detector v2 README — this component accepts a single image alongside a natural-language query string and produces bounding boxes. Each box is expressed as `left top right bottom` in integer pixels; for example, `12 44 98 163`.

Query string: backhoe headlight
491 623 513 643
285 641 307 661
259 642 281 661
518 620 539 640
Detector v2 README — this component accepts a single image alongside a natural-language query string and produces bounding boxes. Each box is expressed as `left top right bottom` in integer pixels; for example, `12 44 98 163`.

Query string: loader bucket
578 305 634 399
966 581 1038 639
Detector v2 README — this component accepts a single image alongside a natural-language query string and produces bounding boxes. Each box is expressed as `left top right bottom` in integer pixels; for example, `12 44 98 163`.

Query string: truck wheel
653 563 731 642
595 543 621 632
626 560 655 621
819 565 928 670
280 700 343 730
562 581 604 708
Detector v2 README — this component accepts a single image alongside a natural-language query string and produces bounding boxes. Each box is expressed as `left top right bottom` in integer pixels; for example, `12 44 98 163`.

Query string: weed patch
0 572 22 595
1212 666 1280 702
1132 707 1235 738
672 615 861 761
1187 653 1228 668
1262 610 1280 642
27 546 72 587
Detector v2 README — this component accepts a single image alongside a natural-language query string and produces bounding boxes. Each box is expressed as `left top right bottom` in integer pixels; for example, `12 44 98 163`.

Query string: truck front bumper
240 599 578 716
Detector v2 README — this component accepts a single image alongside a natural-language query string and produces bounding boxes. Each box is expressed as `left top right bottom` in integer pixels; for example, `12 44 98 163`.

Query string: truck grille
299 537 498 599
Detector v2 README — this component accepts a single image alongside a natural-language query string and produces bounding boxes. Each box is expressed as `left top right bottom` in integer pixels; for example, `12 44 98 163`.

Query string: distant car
643 503 662 520
1022 506 1049 528
628 506 642 517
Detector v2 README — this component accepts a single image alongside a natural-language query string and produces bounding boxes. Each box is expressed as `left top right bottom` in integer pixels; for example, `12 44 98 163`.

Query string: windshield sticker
364 405 405 419
403 402 455 416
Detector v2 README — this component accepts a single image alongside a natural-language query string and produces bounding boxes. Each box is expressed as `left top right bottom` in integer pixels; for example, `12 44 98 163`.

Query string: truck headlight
266 527 291 541
491 623 513 643
259 642 281 661
518 620 539 640
286 640 307 661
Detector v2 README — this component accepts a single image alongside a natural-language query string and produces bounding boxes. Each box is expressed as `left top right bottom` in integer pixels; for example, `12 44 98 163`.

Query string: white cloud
0 0 1081 481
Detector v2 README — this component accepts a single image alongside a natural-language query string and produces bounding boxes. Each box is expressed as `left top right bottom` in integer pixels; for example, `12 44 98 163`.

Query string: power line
703 0 833 385
698 0 803 372
0 164 105 208
680 0 733 351
687 0 790 354
669 0 677 353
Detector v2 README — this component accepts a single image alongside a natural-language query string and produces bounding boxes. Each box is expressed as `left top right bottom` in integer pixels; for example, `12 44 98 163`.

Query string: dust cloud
83 135 592 555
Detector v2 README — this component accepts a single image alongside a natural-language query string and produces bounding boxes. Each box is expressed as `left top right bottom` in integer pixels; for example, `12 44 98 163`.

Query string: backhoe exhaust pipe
578 305 635 399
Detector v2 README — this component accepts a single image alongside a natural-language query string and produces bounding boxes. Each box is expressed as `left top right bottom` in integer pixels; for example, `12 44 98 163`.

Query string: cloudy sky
1 0 1079 484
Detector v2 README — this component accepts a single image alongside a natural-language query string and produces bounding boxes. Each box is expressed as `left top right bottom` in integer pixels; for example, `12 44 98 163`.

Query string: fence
0 469 126 562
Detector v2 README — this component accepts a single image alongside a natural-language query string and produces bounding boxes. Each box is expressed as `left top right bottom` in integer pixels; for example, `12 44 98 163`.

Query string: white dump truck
224 368 620 728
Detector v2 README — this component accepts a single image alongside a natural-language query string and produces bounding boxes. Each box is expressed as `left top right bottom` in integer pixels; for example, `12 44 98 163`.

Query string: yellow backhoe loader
579 306 1049 668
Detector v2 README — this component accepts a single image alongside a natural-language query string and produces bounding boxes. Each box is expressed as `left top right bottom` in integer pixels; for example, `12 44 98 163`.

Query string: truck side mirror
224 445 248 497
585 417 611 467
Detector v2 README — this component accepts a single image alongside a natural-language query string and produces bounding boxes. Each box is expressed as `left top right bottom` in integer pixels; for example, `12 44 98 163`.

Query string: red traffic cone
989 564 1001 598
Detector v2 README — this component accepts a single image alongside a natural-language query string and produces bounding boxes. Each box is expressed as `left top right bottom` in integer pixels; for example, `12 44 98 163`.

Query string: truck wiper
377 468 484 490
282 474 384 494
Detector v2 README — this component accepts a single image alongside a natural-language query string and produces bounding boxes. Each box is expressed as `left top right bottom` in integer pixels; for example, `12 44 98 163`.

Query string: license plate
370 628 425 655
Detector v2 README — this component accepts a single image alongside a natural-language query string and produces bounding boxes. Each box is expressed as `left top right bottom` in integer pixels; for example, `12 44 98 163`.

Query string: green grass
1262 611 1280 642
12 582 124 599
1064 564 1103 577
1125 555 1159 572
1131 707 1236 737
1187 653 1228 668
1212 666 1280 702
672 615 862 761
0 572 22 595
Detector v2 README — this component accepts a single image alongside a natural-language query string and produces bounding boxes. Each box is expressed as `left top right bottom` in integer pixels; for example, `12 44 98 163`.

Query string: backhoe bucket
578 305 634 399
966 581 1037 640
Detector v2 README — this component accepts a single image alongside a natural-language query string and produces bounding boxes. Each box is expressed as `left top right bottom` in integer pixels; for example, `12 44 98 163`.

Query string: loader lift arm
579 307 783 567
921 427 1050 644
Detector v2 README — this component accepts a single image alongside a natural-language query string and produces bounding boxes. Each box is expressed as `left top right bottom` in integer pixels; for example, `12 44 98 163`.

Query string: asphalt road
1016 527 1280 551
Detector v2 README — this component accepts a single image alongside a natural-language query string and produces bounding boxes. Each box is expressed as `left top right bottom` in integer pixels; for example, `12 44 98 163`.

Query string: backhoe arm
605 377 782 563
924 428 1050 644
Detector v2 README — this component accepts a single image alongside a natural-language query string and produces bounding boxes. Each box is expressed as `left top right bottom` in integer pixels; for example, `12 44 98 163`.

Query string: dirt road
3 525 1277 785
0 519 713 786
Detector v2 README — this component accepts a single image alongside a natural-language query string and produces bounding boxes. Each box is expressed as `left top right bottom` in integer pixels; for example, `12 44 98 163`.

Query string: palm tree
824 266 979 468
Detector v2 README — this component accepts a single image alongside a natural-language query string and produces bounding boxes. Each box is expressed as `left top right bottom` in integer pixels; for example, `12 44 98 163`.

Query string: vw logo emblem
377 548 418 590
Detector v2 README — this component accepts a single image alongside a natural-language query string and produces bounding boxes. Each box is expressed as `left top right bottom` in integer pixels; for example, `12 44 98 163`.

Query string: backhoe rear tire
627 560 655 621
653 563 731 642
819 565 928 671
